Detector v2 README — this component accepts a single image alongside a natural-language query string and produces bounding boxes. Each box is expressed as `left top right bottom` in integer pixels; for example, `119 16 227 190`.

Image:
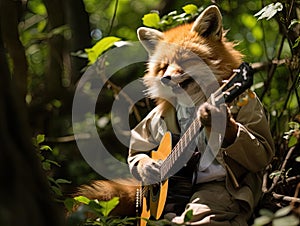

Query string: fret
184 133 187 150
187 126 191 145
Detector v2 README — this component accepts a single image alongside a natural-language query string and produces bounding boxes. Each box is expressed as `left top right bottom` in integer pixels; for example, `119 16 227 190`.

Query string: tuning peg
222 79 229 84
233 69 241 73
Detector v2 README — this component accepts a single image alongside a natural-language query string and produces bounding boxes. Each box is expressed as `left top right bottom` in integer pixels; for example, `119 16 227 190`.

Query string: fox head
137 5 243 108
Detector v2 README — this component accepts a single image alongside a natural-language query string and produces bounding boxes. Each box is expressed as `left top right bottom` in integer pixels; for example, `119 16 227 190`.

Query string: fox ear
137 27 164 54
191 5 223 40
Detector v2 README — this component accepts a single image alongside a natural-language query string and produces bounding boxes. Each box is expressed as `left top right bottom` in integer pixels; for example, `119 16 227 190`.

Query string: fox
75 5 247 218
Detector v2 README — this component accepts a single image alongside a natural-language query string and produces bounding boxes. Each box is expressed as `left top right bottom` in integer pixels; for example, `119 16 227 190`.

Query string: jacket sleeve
127 107 167 176
224 92 275 172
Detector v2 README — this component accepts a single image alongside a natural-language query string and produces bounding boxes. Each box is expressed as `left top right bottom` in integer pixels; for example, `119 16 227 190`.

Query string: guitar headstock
213 62 254 105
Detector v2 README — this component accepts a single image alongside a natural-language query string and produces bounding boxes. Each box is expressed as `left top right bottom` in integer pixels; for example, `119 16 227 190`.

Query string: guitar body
139 132 172 226
139 132 197 225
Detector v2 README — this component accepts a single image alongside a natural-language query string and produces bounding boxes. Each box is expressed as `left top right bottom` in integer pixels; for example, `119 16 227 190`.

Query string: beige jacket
128 91 275 213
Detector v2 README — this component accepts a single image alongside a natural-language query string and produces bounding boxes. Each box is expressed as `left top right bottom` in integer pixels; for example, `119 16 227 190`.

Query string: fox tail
73 178 139 216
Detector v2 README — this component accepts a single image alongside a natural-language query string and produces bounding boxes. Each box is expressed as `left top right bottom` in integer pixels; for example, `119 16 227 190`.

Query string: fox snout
161 75 185 94
161 72 196 94
161 75 173 86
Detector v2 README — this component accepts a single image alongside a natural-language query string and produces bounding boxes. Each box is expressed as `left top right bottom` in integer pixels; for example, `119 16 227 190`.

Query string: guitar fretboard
160 116 203 180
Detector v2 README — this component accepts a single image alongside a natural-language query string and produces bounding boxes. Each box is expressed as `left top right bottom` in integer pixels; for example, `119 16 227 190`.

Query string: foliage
85 36 121 64
65 196 136 226
33 134 71 198
253 206 299 226
65 195 194 226
142 4 202 31
284 121 300 148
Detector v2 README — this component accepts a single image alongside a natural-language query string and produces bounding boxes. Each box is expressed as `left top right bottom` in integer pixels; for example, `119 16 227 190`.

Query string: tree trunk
0 0 28 101
0 24 64 226
43 0 66 100
64 0 91 86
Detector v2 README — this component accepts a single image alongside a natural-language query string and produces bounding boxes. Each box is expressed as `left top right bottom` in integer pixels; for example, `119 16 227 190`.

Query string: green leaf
293 36 300 48
269 170 281 179
49 25 69 37
259 209 274 218
71 50 88 59
142 13 160 29
47 176 56 184
253 215 272 225
252 26 263 40
182 4 198 15
51 99 62 108
42 161 51 170
28 0 47 16
36 134 45 144
289 19 300 29
45 159 61 167
99 197 119 217
55 178 71 184
288 122 300 130
38 154 45 161
274 206 292 218
251 82 264 91
295 156 300 162
51 185 62 196
40 145 52 152
288 135 298 147
254 2 283 21
85 36 121 64
249 42 263 57
88 200 103 216
64 198 76 212
74 196 91 205
273 215 299 226
241 14 257 29
184 209 193 222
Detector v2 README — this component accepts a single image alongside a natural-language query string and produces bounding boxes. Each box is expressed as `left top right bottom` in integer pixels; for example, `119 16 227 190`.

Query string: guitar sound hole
151 184 160 201
152 184 159 195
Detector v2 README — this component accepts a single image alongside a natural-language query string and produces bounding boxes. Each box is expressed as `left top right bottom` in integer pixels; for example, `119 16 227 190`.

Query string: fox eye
152 62 168 76
160 63 168 72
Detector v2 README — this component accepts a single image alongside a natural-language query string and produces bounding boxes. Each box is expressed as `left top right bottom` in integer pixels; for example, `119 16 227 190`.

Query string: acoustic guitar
136 62 254 226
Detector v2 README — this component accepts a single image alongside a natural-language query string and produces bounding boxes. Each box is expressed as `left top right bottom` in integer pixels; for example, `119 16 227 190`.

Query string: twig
272 191 300 204
265 146 296 193
262 165 272 193
291 182 300 208
276 72 300 124
260 36 286 100
96 56 142 122
107 0 119 36
251 59 286 73
45 133 91 143
278 175 300 185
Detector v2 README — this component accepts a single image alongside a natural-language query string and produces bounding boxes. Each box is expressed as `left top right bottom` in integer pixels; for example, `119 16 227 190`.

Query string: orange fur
74 178 138 216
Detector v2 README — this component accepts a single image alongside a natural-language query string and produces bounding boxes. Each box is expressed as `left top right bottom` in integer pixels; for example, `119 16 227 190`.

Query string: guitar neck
160 116 203 180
